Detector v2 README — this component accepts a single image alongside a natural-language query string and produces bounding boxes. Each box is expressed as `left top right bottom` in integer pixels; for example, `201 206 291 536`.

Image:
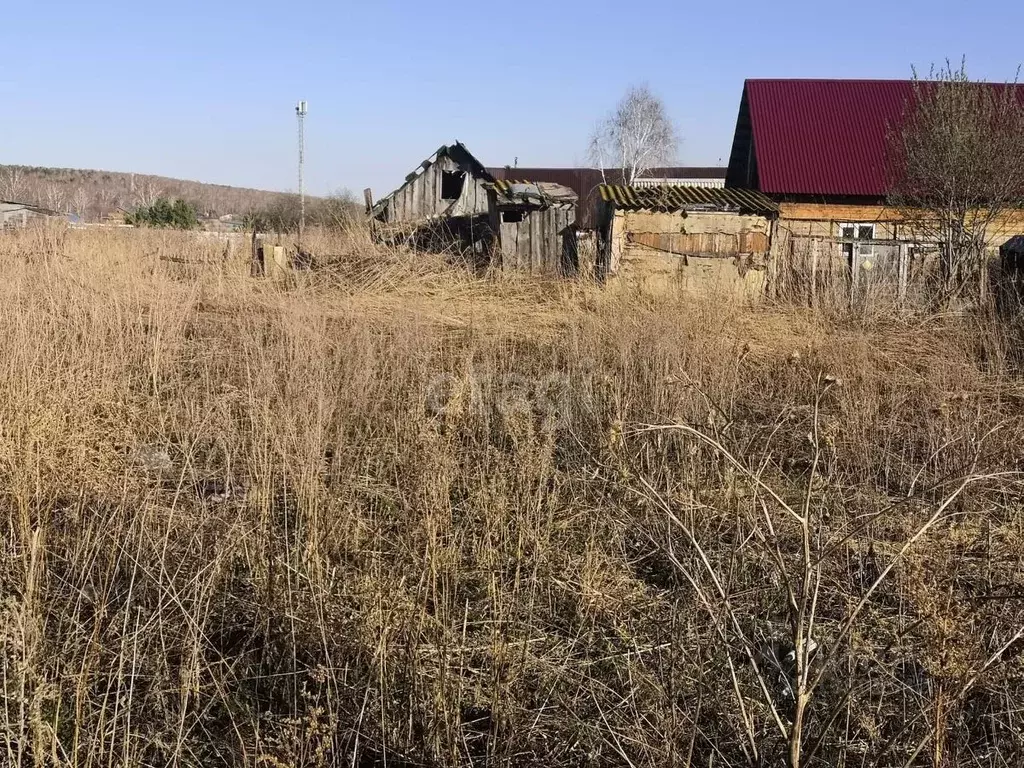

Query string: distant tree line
244 190 362 232
0 165 311 223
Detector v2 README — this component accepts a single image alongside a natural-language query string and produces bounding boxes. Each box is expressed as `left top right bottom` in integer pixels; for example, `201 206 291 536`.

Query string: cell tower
296 100 308 249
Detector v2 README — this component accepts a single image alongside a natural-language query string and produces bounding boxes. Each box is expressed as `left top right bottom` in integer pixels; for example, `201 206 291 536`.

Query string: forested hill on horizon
0 164 306 221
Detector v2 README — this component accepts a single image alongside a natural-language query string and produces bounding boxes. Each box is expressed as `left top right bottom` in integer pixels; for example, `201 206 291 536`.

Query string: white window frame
839 222 876 275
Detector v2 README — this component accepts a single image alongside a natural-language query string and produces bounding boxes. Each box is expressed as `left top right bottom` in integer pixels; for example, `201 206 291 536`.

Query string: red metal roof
743 79 920 197
739 79 1024 198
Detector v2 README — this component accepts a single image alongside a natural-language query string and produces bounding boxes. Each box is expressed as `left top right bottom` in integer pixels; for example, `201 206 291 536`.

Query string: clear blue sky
2 0 1022 197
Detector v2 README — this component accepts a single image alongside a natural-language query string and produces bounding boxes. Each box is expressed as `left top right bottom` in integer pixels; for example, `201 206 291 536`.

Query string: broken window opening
441 171 466 201
501 210 525 223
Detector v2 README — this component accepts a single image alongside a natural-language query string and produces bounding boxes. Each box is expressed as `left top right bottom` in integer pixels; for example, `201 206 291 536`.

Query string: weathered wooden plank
551 210 561 272
411 167 421 219
540 211 549 272
554 209 564 274
540 210 548 274
550 210 561 272
897 242 909 307
779 203 903 222
422 164 432 217
532 211 540 272
546 210 558 272
518 215 531 271
500 219 517 270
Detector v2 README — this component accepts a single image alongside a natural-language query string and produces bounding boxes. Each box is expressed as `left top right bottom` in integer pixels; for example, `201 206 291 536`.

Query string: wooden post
897 242 909 310
364 188 376 242
979 248 990 307
265 245 289 281
810 238 819 310
250 231 263 277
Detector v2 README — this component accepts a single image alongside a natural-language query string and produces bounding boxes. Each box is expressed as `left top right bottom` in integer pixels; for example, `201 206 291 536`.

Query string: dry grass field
1 224 1024 767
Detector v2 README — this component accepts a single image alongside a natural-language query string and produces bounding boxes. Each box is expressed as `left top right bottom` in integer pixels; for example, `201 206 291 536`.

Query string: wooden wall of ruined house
382 154 490 224
492 205 578 275
597 208 771 296
605 208 771 276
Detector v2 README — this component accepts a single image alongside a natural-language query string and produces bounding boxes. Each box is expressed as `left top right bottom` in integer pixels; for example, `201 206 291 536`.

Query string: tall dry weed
0 224 1022 767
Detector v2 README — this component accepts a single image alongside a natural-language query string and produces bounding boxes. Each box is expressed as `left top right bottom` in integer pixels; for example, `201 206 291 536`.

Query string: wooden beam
780 203 904 222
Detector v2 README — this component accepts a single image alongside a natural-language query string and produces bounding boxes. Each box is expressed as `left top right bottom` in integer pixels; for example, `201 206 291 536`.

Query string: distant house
725 79 1024 299
0 200 66 229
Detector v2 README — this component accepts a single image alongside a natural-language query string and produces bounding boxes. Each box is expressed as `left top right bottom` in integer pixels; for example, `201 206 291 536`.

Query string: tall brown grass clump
1 223 1023 767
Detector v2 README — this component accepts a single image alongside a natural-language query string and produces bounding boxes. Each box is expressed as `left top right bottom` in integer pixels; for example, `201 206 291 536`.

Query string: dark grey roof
489 180 577 208
0 200 62 216
1002 235 1024 254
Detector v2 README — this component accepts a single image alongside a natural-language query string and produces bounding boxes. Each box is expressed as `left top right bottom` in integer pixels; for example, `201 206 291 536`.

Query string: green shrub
127 198 199 230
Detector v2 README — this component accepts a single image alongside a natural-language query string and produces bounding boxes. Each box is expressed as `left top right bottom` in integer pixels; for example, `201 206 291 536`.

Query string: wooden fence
768 233 950 315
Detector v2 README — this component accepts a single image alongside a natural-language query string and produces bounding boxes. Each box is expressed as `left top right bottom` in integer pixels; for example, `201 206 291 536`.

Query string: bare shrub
888 61 1024 308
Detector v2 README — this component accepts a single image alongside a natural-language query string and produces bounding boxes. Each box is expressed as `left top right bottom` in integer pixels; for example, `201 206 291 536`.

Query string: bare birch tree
888 61 1024 307
70 186 90 220
0 167 25 201
589 85 680 185
95 188 119 220
135 178 164 208
43 183 66 213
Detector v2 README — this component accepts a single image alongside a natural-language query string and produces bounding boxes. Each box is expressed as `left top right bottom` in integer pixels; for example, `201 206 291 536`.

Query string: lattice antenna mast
296 100 308 248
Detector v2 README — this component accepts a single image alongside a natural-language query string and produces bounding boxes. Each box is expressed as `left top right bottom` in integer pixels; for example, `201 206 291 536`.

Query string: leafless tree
95 188 120 220
43 183 66 213
135 178 164 208
888 61 1024 307
70 186 90 221
588 85 680 186
0 167 26 201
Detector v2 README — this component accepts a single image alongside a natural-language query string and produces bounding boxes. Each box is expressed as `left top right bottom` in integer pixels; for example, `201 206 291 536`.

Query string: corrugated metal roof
638 167 727 179
599 184 778 214
738 79 1024 197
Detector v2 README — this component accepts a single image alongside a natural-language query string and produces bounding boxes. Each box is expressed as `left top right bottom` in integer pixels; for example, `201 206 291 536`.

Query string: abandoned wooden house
1 200 66 229
370 141 494 253
724 78 1024 303
596 184 779 293
487 180 578 275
